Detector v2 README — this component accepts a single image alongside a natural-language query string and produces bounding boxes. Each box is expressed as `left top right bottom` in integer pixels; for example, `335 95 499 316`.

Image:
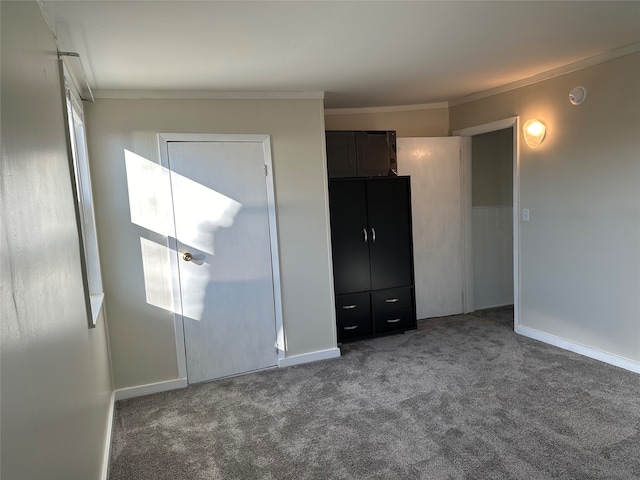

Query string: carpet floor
109 308 640 479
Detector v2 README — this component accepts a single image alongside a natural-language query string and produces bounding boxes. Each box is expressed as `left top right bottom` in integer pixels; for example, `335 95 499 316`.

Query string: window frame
60 60 104 328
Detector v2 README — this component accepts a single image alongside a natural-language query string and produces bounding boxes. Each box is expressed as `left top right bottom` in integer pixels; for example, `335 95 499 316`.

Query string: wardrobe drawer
372 287 415 334
336 292 372 341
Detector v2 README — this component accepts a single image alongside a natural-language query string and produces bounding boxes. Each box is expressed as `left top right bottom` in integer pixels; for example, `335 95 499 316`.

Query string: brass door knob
183 252 193 262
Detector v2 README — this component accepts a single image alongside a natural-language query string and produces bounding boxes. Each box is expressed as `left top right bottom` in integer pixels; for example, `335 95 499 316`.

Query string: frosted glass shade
523 119 546 148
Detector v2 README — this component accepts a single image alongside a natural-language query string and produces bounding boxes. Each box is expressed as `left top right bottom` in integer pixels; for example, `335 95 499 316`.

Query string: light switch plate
522 208 530 222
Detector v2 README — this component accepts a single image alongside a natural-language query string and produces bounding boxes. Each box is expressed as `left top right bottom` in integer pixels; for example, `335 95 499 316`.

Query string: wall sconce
523 119 546 148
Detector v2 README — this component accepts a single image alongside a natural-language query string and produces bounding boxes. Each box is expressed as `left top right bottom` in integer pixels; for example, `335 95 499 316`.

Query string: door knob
183 252 193 262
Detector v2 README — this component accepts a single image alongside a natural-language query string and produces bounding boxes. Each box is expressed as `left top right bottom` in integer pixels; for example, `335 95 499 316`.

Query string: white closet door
168 140 277 383
398 137 464 319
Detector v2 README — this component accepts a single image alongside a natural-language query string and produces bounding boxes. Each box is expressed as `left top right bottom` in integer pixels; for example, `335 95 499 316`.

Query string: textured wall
1 2 113 479
451 52 640 362
85 97 336 389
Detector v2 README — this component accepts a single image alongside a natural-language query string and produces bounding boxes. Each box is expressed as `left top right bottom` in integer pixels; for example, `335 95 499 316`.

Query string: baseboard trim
100 391 115 480
515 324 640 374
114 378 188 401
278 347 341 368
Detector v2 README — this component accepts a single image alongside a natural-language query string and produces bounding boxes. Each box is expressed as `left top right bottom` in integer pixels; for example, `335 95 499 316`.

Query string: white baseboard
515 324 640 374
114 378 188 401
278 347 341 368
100 391 115 480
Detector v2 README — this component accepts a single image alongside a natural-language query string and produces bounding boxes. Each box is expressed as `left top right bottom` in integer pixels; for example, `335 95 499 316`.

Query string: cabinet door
329 180 371 294
336 292 372 341
366 178 414 291
356 131 396 176
326 131 357 178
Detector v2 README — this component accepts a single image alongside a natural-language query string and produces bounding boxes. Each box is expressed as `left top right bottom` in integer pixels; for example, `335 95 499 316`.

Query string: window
62 63 104 327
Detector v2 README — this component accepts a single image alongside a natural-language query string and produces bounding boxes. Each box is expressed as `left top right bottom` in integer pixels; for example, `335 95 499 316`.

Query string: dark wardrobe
329 175 417 342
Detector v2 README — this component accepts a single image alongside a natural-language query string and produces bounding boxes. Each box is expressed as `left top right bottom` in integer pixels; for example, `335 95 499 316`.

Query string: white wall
85 97 336 389
450 52 640 365
472 206 514 309
1 2 113 479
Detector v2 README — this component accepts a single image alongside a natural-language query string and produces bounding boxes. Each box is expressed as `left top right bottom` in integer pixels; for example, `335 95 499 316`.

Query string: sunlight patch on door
125 149 243 321
125 150 174 237
170 169 241 255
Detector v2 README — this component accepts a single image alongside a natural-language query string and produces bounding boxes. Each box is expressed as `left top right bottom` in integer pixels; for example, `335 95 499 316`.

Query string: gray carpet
109 308 640 480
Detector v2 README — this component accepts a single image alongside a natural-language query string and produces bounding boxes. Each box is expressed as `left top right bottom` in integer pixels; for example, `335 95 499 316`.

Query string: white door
397 137 464 319
167 140 278 383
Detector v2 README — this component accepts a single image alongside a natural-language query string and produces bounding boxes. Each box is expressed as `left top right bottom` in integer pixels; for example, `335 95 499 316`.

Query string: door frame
158 133 285 380
453 117 520 328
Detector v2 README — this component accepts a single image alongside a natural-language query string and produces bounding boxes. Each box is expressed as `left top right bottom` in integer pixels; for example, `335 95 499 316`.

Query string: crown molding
38 1 58 42
449 42 640 107
92 90 325 100
324 102 449 116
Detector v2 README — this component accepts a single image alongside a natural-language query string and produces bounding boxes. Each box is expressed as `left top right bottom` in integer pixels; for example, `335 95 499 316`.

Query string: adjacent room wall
451 52 640 364
85 97 336 389
1 2 113 479
472 129 513 207
324 105 449 137
472 128 514 309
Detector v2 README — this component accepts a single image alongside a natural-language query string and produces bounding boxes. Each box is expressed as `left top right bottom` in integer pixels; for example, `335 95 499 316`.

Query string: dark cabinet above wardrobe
326 130 397 178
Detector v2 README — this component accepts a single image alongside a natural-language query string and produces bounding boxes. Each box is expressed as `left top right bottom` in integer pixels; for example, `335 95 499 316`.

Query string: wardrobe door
329 180 371 294
366 178 414 291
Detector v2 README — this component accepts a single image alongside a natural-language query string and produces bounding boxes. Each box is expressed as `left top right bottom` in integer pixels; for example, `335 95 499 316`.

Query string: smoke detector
569 86 587 105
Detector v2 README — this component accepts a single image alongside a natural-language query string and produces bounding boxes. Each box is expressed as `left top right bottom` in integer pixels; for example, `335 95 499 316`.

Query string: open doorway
471 129 514 310
454 117 519 328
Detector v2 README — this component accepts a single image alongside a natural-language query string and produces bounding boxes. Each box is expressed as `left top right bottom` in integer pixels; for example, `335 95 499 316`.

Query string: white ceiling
42 1 640 109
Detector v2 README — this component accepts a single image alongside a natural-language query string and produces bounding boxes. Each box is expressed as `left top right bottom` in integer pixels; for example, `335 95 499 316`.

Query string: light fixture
569 86 587 105
523 119 546 148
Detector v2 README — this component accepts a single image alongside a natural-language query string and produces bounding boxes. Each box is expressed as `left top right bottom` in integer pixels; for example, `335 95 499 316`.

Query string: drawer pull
342 304 357 310
385 298 399 303
343 325 359 330
386 318 401 324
